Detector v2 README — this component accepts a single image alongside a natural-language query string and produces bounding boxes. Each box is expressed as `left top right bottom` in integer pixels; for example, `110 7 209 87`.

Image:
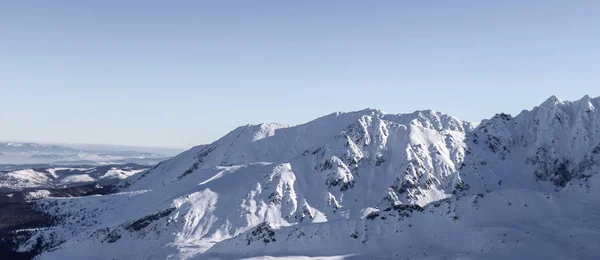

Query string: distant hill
0 142 182 166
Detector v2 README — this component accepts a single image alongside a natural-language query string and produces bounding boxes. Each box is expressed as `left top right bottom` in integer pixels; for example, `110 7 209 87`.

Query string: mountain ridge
6 95 600 260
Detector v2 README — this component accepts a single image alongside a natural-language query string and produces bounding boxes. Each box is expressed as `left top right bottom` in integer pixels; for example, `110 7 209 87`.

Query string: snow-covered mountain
0 142 179 166
5 95 600 260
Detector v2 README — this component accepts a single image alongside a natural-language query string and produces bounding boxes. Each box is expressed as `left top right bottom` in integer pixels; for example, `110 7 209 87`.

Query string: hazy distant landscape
0 142 181 166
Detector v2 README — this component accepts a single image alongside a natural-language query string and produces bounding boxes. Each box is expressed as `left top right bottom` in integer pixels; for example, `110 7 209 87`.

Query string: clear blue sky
1 1 599 148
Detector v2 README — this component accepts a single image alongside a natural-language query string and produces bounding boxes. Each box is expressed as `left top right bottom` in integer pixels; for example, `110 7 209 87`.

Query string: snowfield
11 95 600 259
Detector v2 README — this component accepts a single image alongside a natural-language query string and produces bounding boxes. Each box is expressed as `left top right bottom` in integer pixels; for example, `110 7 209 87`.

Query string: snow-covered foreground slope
15 95 600 259
208 175 600 260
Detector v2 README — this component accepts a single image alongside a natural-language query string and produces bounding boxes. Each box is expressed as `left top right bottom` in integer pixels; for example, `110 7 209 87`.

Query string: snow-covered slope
208 175 600 260
0 165 147 193
12 95 600 260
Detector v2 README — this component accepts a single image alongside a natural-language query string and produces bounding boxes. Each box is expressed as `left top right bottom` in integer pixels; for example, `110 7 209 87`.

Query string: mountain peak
354 108 387 117
540 95 563 107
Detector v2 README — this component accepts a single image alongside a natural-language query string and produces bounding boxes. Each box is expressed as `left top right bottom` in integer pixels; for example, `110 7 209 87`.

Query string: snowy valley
2 95 600 260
